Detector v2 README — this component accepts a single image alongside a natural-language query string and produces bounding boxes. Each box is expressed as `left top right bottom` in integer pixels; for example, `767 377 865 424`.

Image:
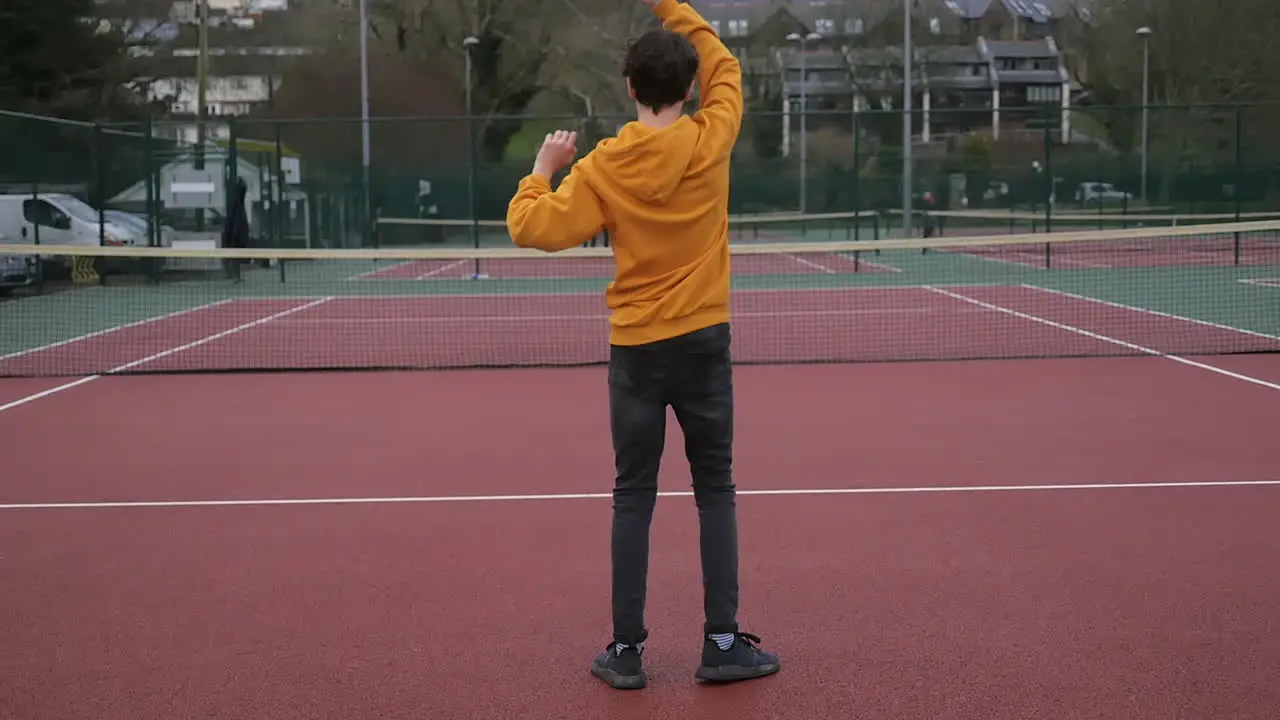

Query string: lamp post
902 0 913 236
785 31 821 214
359 0 371 246
462 36 481 277
1136 26 1152 203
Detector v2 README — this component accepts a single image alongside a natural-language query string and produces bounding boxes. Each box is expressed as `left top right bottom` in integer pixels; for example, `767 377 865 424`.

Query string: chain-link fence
3 103 1278 254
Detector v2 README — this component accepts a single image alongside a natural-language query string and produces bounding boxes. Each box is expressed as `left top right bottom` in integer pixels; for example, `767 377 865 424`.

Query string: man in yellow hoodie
506 0 779 691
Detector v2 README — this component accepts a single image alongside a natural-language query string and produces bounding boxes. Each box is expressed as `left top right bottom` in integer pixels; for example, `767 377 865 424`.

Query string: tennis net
1 219 1277 378
373 210 886 247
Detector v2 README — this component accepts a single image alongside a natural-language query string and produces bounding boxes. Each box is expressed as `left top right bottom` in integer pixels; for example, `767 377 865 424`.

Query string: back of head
623 29 699 115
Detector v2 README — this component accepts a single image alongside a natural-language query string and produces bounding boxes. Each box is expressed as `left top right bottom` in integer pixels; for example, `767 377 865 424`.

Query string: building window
710 19 720 34
815 18 835 35
844 18 863 35
1026 85 1061 103
726 18 749 36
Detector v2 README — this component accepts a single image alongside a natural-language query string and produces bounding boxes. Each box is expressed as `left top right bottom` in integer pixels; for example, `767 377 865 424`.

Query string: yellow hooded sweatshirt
505 0 743 347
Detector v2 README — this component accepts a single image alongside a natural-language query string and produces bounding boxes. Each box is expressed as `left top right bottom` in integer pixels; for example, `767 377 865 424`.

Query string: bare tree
258 48 470 179
1064 0 1280 203
361 0 563 161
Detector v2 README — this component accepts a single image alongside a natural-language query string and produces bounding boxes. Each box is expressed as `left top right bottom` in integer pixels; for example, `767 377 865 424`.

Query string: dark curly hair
623 29 699 114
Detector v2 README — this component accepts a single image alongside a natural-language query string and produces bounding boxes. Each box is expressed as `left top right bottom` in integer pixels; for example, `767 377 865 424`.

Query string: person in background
920 190 939 238
221 177 250 281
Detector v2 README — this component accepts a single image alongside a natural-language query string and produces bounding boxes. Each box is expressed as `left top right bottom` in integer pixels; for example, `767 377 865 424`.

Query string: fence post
94 122 105 247
275 122 286 248
1042 108 1053 268
144 116 155 248
852 108 861 241
1233 105 1242 265
468 115 479 250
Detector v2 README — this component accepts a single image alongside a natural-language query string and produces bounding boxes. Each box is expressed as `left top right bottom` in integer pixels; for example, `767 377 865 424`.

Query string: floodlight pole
1137 26 1152 202
359 0 372 247
902 0 913 236
786 32 821 214
195 0 209 238
463 36 481 278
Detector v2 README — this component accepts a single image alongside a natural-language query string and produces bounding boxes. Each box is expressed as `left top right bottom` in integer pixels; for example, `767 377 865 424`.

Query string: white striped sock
709 633 735 651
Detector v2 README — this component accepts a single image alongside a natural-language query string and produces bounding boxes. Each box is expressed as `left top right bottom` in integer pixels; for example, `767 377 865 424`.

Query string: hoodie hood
579 116 700 205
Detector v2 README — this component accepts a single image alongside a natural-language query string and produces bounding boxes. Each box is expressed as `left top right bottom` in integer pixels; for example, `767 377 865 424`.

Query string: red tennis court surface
2 351 1279 719
353 250 899 280
3 284 1277 378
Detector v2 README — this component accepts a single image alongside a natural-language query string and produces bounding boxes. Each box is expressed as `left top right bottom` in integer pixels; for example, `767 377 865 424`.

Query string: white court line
238 285 982 302
1237 278 1280 287
832 251 902 273
953 249 1041 269
345 260 417 281
948 247 1105 270
415 258 469 280
0 298 236 362
1023 284 1280 343
269 307 991 324
2 478 1277 511
925 285 1280 392
781 251 901 274
0 298 334 414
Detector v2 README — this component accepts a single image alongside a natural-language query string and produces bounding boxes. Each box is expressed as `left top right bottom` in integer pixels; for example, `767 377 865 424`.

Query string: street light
1136 26 1152 203
902 0 913 236
359 0 371 247
462 36 481 277
785 31 821 214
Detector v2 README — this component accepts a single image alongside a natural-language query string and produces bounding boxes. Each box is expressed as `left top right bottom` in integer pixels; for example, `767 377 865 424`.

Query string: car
1075 181 1132 205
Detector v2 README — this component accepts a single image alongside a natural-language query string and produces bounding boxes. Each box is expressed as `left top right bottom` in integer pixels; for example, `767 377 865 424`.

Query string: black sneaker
694 632 780 683
590 642 647 690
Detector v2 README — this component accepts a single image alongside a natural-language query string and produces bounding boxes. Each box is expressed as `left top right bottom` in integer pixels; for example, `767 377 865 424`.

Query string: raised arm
506 130 607 252
650 0 743 153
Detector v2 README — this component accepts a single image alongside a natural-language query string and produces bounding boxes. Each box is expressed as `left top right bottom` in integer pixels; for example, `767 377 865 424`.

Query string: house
96 0 312 145
691 0 1079 149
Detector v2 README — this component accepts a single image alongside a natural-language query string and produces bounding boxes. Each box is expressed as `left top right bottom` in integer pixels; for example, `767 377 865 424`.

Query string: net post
278 256 286 283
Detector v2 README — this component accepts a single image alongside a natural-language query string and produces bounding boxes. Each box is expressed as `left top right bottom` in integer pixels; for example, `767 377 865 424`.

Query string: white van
0 228 36 290
0 193 148 257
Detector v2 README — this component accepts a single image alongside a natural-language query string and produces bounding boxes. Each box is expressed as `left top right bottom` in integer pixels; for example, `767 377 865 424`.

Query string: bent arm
506 167 607 252
652 0 743 152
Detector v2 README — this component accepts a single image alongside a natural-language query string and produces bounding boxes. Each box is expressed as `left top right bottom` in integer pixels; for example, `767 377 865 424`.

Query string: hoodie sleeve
506 165 607 252
653 0 743 160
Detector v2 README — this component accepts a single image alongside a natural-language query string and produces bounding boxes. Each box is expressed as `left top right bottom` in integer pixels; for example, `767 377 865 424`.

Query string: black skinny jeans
608 322 739 646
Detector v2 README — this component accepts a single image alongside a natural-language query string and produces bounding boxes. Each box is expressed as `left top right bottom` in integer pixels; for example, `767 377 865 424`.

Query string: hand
533 130 578 178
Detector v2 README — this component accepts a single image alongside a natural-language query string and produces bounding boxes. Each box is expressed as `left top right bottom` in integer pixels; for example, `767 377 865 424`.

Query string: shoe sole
590 664 647 690
694 662 781 684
